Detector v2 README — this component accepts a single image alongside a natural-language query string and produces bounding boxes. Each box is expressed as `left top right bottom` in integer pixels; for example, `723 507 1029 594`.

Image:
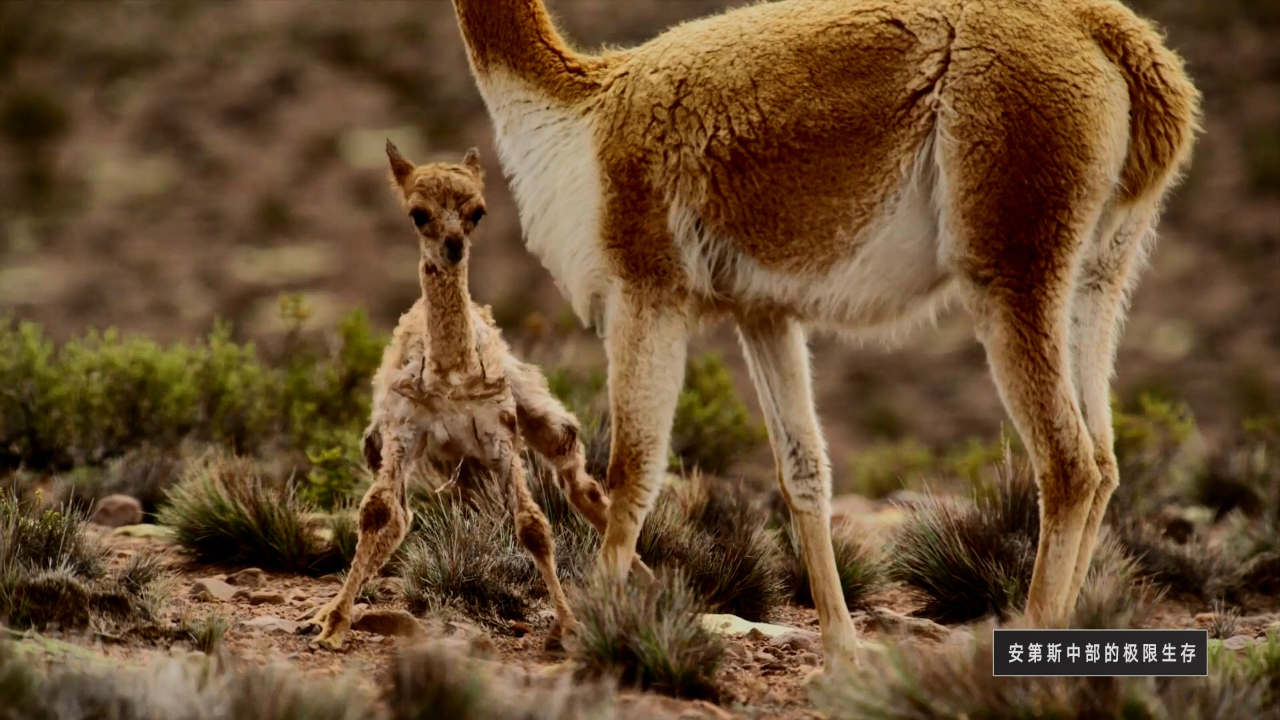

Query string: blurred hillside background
1 0 1278 474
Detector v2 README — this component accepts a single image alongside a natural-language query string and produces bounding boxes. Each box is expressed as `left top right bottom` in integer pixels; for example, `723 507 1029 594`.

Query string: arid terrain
2 0 1280 718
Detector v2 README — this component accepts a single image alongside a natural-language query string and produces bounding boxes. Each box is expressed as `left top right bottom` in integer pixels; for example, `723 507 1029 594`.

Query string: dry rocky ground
6 486 1278 719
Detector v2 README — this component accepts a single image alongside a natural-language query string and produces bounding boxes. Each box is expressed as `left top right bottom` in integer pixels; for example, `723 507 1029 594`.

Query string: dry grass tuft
568 570 725 703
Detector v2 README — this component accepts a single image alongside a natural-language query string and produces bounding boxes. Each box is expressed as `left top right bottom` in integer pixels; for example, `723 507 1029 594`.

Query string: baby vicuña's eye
470 208 486 224
410 209 430 228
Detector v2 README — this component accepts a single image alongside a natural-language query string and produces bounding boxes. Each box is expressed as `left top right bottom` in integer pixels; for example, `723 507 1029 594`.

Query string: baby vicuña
301 143 636 651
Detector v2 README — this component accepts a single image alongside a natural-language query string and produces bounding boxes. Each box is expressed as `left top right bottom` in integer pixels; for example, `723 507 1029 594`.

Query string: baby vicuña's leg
305 426 414 650
487 414 576 649
506 355 654 581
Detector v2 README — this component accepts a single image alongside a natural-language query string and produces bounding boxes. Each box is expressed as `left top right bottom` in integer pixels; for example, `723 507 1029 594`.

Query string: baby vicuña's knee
359 486 407 539
514 506 555 561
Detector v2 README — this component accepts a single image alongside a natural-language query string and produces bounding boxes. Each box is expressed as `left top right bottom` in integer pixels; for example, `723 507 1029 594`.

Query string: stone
861 607 951 641
111 524 173 540
249 592 285 606
700 614 798 639
510 621 532 637
351 609 422 638
239 616 300 635
89 495 143 528
1223 635 1256 651
189 578 237 602
768 629 820 653
225 568 266 588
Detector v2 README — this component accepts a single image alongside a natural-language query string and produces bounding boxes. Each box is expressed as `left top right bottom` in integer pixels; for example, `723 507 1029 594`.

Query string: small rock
862 607 951 641
90 495 143 528
232 588 252 601
768 629 820 653
796 651 821 666
239 616 300 635
754 650 778 664
745 628 769 642
1223 635 1256 651
316 574 343 586
285 652 300 660
190 578 237 602
351 609 422 638
249 592 285 606
225 568 266 588
111 524 174 540
725 641 750 660
510 621 532 637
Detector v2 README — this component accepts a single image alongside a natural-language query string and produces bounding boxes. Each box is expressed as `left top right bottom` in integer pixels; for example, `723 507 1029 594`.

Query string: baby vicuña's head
385 140 487 271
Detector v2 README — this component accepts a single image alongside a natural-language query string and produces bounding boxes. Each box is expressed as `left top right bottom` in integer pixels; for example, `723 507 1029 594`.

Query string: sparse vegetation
1 493 167 632
0 639 376 720
178 607 230 654
569 570 725 703
779 518 885 610
398 497 532 626
812 625 1280 720
637 474 785 622
887 455 1041 623
157 452 344 575
387 642 637 720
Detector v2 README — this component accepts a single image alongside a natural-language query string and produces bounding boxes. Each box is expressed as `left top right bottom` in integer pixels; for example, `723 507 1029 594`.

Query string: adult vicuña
301 144 638 651
449 0 1201 670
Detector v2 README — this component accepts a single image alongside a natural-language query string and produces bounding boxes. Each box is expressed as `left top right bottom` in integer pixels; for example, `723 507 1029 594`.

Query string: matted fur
448 0 1202 672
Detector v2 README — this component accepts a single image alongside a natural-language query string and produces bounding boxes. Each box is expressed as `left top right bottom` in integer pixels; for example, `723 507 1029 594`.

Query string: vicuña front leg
596 296 688 582
737 315 858 674
506 358 653 580
488 428 577 651
302 432 412 650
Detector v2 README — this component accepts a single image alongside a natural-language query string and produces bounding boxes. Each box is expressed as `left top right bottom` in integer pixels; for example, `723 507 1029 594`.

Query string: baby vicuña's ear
386 139 414 189
462 147 483 180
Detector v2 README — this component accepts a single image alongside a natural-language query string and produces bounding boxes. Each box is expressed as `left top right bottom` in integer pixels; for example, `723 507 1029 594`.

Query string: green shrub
669 353 765 475
0 298 384 476
568 570 725 702
157 452 343 575
840 438 935 499
1109 392 1202 517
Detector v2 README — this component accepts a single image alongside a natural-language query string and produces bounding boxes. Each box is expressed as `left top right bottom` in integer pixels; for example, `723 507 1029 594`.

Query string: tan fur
302 145 643 651
449 0 1201 669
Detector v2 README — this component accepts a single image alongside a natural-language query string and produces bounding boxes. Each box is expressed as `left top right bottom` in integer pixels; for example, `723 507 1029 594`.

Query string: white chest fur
477 72 612 332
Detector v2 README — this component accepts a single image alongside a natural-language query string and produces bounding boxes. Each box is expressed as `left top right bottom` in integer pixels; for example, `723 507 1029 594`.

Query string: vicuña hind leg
736 314 858 672
506 358 653 580
961 278 1100 627
1063 212 1154 611
303 429 413 650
